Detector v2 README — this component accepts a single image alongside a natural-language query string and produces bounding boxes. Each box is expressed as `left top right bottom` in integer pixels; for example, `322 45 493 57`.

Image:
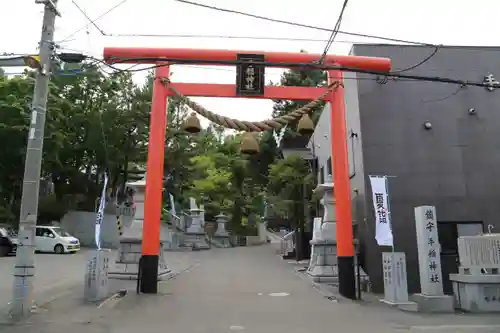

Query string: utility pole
10 0 59 320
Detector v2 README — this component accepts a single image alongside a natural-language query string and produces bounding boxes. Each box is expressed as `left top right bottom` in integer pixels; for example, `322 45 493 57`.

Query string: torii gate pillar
103 47 391 298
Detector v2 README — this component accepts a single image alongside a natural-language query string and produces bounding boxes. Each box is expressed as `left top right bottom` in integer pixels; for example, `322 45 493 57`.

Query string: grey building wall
310 44 500 293
308 71 365 231
308 74 359 185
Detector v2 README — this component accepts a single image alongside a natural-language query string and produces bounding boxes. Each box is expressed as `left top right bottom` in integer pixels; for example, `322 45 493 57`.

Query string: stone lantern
212 213 231 248
109 173 171 280
307 175 338 282
183 197 210 250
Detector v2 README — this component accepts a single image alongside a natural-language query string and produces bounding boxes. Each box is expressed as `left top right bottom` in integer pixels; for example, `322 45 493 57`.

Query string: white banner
369 175 393 247
95 173 108 250
169 193 176 216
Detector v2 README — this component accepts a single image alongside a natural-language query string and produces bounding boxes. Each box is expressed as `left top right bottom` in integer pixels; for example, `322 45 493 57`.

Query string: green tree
267 155 315 259
0 63 152 224
267 155 314 218
0 73 77 221
46 64 150 210
248 52 326 190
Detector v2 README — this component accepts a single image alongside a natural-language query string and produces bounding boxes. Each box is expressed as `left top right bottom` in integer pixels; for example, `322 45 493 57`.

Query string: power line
71 0 106 36
391 45 441 73
319 0 350 64
173 0 434 46
89 55 498 88
107 32 359 44
57 47 383 81
420 84 466 104
58 0 129 43
167 0 441 75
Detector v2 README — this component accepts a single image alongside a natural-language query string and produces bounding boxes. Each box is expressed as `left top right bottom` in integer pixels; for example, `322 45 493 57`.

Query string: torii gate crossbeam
103 47 391 299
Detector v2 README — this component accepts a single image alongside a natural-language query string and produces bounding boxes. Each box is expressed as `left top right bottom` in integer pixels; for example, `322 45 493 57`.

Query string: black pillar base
139 255 159 294
338 256 356 300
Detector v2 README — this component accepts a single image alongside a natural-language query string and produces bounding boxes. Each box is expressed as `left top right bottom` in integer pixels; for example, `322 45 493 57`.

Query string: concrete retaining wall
61 210 180 249
60 211 123 248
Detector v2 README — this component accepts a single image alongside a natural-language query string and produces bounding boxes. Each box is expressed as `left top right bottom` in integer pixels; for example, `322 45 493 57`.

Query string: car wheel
54 244 64 254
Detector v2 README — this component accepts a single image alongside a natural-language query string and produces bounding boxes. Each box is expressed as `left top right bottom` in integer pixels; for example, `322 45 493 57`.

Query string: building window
327 156 332 176
320 166 325 184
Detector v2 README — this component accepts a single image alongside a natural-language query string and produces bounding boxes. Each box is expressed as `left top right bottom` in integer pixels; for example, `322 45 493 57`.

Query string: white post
381 252 415 310
413 206 453 312
415 206 444 296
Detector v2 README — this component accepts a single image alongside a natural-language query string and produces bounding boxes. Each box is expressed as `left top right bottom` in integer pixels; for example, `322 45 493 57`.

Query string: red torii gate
103 47 391 299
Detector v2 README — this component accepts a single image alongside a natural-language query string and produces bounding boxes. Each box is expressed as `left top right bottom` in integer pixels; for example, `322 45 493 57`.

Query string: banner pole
383 175 397 301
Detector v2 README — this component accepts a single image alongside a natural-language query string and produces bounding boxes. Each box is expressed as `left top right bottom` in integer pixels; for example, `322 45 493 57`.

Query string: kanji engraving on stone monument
415 206 444 296
484 286 500 303
382 252 410 304
385 254 393 285
236 54 265 96
424 208 440 284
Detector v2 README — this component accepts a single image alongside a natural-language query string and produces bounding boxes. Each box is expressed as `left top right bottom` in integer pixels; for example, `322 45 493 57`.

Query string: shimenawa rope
160 77 341 132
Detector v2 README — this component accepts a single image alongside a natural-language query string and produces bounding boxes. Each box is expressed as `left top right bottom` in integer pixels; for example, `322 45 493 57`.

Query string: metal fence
278 230 295 256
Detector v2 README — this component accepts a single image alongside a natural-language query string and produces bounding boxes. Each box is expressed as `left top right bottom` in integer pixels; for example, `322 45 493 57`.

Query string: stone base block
246 236 265 246
183 232 210 250
109 239 171 280
411 293 454 313
306 241 338 283
163 241 181 251
186 226 204 234
212 235 231 248
282 250 295 259
307 265 338 283
381 299 418 312
450 274 500 312
108 264 172 281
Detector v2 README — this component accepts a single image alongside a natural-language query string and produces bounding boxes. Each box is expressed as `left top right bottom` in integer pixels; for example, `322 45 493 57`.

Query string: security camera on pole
10 0 60 320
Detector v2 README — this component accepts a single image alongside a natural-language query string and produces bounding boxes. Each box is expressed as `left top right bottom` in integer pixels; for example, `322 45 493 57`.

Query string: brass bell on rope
240 132 260 155
297 113 315 136
183 112 201 134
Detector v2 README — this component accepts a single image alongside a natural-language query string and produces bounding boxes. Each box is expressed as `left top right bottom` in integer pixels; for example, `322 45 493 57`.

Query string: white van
35 226 80 254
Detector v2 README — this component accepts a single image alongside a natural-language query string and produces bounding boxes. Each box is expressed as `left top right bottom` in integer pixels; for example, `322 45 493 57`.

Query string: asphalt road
0 250 88 312
6 245 500 333
2 246 500 333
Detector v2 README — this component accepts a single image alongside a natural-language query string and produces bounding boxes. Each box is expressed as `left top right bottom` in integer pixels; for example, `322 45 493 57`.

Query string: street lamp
0 55 42 70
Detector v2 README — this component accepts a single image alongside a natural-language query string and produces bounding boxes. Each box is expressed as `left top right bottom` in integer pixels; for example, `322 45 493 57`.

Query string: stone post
307 177 338 283
307 217 323 272
258 220 267 243
108 175 171 280
200 204 205 228
412 206 453 312
84 249 111 302
381 252 417 311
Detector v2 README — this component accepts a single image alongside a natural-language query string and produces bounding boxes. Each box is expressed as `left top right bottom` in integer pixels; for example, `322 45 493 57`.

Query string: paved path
0 250 89 313
3 246 500 333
